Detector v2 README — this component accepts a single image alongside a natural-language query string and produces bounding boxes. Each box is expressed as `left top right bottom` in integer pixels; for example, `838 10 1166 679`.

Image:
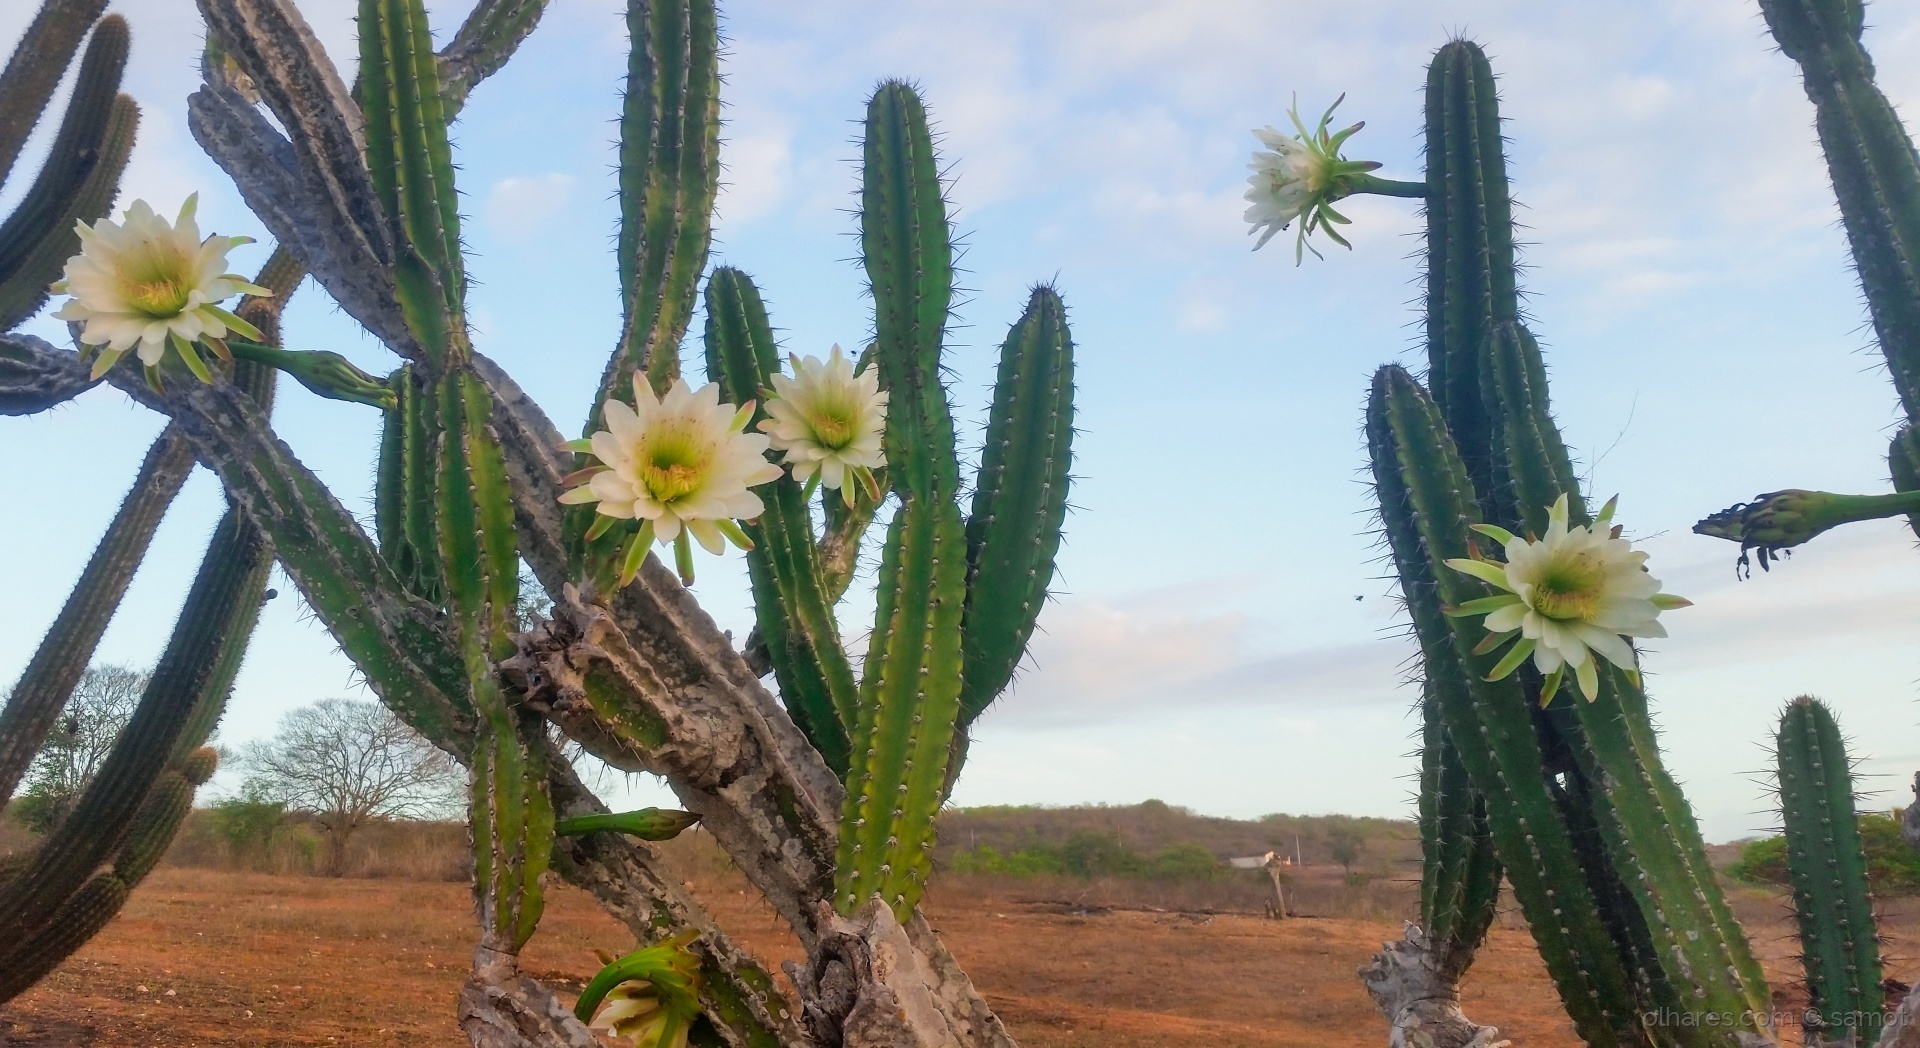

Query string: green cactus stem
602 0 719 400
1417 685 1501 983
359 0 467 365
0 427 194 809
702 265 859 774
1695 487 1920 574
1368 364 1648 1047
1777 696 1884 1046
1760 0 1920 422
1893 423 1920 540
553 808 700 841
0 0 109 185
957 285 1074 730
0 14 136 331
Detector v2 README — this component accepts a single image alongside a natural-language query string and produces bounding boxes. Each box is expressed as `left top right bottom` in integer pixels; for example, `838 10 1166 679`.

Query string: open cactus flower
1246 95 1414 263
759 343 888 506
51 194 269 387
1442 494 1691 704
560 374 783 586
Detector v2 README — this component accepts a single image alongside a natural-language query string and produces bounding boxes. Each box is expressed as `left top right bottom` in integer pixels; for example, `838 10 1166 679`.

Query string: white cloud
483 173 576 238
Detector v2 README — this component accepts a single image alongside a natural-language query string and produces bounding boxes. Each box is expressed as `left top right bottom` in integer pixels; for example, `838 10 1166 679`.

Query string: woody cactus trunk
1 0 1074 1045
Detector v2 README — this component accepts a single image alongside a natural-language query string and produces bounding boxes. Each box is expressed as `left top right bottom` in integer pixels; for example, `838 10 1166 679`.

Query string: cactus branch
0 0 107 185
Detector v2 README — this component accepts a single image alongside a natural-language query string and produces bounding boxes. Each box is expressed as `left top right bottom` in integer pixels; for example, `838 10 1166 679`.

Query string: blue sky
5 0 1920 842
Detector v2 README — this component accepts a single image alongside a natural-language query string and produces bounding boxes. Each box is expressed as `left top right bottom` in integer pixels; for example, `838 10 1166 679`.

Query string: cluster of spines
1776 696 1884 1043
0 4 136 330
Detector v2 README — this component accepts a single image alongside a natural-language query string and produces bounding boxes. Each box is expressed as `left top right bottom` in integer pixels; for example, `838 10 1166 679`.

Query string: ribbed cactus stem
0 426 194 810
1417 683 1501 982
1424 39 1520 508
0 14 135 330
1760 0 1920 421
1777 695 1884 1045
957 285 1074 729
359 0 467 363
602 0 719 399
702 266 859 774
0 500 273 956
0 0 109 183
1369 366 1648 1047
1893 423 1920 540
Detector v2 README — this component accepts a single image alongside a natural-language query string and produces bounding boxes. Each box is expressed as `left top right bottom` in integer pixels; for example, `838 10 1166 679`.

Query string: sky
5 0 1920 843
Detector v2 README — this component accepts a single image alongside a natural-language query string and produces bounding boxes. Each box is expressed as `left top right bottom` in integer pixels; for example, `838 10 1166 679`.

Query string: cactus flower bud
226 342 396 410
1443 494 1690 703
51 195 269 384
1693 487 1920 575
760 344 888 504
1245 96 1421 264
576 930 703 1048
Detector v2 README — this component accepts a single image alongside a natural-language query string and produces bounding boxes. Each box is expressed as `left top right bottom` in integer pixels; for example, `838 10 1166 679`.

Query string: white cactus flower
1243 96 1388 263
560 375 783 578
1244 127 1326 250
1444 494 1691 703
759 344 887 498
51 195 267 381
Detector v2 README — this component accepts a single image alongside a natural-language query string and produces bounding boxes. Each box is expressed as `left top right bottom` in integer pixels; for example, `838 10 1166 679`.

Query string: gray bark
1360 924 1508 1048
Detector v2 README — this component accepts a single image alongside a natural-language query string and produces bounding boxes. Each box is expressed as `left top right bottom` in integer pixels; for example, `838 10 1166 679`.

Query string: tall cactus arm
863 81 957 502
0 92 135 331
1416 689 1501 984
1479 321 1772 1014
0 16 134 331
360 0 467 365
0 0 107 186
0 332 96 414
1777 696 1884 1045
0 498 272 960
1368 365 1650 1048
1423 39 1520 506
1760 0 1920 421
703 266 859 775
596 0 720 404
957 284 1074 729
438 0 550 114
0 427 194 810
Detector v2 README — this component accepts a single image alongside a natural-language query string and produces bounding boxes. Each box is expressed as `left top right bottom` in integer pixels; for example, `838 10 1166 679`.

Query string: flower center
806 403 856 449
638 425 711 504
1530 548 1607 622
125 276 191 317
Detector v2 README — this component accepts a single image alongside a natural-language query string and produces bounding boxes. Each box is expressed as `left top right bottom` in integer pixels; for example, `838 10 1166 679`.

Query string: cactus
699 82 1074 925
0 0 1065 1038
1776 697 1884 1046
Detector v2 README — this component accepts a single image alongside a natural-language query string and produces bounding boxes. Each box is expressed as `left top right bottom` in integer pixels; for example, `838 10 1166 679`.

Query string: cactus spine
1777 697 1884 1046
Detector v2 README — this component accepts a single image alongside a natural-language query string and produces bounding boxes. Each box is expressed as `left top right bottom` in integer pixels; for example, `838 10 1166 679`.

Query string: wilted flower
1444 494 1690 703
1694 487 1920 576
760 344 887 503
51 195 267 383
560 375 782 584
1245 96 1388 263
578 931 702 1048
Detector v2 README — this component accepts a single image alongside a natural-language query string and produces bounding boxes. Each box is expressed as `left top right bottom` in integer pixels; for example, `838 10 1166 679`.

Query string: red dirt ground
1 868 1900 1046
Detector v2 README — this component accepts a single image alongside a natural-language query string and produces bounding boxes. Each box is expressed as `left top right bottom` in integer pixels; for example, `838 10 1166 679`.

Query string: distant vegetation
937 800 1416 881
1727 813 1920 896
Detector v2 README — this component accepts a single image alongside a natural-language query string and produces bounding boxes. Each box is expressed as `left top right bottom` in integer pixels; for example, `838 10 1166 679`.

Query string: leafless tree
13 664 149 828
238 698 464 876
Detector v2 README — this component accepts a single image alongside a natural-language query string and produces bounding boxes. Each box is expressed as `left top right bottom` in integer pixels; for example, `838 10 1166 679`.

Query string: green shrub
1728 813 1920 896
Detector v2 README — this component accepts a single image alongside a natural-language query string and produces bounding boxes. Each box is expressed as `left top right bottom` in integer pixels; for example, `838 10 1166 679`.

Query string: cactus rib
0 0 108 185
